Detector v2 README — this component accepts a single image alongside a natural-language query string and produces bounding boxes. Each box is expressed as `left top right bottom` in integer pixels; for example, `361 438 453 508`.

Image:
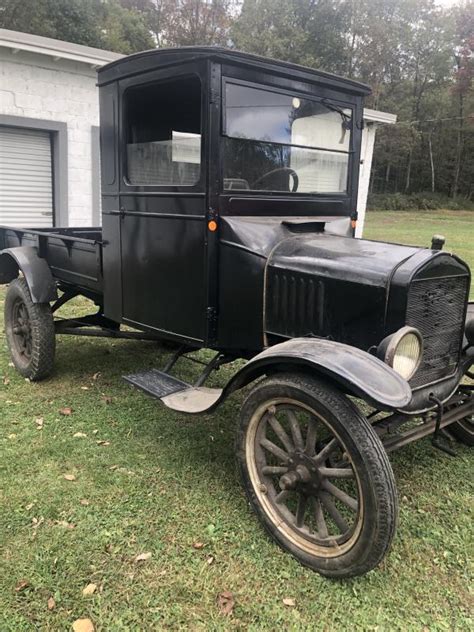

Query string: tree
451 0 474 198
0 0 154 53
120 0 235 47
231 1 348 71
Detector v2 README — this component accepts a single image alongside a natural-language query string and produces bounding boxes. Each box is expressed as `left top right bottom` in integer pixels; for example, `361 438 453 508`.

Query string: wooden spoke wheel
237 373 398 578
448 392 474 446
11 298 33 361
5 278 55 381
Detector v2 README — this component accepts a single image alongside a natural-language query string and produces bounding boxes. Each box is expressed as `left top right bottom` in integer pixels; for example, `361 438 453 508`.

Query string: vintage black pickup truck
1 48 472 578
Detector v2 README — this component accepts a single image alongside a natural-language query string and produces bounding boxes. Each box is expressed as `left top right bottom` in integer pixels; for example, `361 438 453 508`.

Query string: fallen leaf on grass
80 499 90 506
80 386 89 391
82 583 97 596
72 618 95 632
63 474 76 481
47 596 55 610
32 517 44 530
15 580 30 592
207 556 215 565
73 432 87 438
96 440 110 446
59 407 73 416
217 591 234 616
35 417 44 430
134 552 152 563
192 542 205 550
282 597 296 607
55 520 76 529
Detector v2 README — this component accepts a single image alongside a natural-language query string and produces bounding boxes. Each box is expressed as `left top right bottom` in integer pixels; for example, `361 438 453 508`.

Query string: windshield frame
221 78 356 197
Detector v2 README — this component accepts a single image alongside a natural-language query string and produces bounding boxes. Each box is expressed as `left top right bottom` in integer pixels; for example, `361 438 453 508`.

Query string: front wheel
5 277 55 381
236 373 398 578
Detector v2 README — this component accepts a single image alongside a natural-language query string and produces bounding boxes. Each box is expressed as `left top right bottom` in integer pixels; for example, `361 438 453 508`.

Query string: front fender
0 246 57 303
225 338 412 410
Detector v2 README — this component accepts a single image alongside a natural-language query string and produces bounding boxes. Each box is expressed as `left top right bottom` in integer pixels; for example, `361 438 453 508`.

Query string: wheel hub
279 450 322 491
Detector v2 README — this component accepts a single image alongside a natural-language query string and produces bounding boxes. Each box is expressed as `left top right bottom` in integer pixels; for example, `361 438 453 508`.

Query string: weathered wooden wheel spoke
318 466 355 479
13 301 33 359
320 492 350 533
322 480 358 512
275 490 290 504
267 413 294 453
313 437 338 465
260 438 289 463
286 409 304 450
305 420 318 456
313 497 329 539
295 494 307 528
262 465 288 475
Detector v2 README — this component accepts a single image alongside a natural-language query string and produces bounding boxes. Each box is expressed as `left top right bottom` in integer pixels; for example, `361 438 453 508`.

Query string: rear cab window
124 75 202 187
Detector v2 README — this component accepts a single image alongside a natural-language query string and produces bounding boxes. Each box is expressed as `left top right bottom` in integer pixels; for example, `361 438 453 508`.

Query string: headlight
377 327 423 381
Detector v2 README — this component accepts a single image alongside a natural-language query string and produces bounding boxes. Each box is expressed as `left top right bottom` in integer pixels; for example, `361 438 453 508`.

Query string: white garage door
0 127 54 227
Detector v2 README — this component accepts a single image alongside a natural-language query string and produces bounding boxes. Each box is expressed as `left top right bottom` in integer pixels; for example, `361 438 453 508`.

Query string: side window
125 75 202 186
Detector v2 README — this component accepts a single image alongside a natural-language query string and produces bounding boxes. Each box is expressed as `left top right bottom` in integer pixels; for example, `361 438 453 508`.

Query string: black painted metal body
0 48 472 416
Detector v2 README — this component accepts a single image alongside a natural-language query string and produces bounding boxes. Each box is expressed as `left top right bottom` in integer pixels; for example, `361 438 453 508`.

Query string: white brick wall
0 48 100 226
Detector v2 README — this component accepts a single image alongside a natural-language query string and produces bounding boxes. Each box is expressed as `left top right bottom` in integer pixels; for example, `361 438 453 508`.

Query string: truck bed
0 225 103 297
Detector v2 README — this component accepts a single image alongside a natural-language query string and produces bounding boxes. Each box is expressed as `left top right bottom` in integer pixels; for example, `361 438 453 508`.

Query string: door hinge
207 208 218 222
206 306 218 340
206 306 217 323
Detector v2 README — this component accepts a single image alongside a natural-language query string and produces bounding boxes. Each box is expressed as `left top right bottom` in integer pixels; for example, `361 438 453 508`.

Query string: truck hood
267 233 420 288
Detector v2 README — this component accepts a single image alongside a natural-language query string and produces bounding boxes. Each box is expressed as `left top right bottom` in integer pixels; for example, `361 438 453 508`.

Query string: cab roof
97 46 371 96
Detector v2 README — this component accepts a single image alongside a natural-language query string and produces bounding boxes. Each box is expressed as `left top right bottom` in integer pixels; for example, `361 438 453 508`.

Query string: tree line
1 0 472 202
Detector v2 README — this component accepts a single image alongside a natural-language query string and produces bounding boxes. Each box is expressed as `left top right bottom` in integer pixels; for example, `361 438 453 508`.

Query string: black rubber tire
449 419 474 446
236 373 398 578
4 277 55 381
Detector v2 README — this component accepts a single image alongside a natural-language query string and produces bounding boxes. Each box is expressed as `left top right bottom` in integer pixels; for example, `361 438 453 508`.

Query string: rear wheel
444 388 473 446
236 373 398 578
449 410 474 446
4 278 55 381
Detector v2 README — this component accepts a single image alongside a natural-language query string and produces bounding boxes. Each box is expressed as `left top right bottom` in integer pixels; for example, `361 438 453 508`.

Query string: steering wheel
251 167 299 192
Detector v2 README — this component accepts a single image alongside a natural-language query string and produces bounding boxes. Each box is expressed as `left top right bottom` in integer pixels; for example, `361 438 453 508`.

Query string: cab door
118 67 208 344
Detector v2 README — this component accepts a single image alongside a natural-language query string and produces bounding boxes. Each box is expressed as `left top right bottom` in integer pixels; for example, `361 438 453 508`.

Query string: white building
0 28 395 233
0 28 121 228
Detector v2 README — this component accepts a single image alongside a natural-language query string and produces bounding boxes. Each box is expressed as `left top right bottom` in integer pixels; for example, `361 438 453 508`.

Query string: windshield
223 83 352 194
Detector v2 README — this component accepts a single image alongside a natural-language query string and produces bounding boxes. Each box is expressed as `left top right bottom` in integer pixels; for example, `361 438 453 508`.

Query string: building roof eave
363 108 397 125
0 28 123 67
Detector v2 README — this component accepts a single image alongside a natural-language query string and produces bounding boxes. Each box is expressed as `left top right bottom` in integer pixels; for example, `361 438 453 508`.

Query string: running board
123 369 223 414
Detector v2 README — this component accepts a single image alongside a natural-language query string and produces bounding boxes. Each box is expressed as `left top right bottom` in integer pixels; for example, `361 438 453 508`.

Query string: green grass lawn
1 211 473 630
364 209 474 296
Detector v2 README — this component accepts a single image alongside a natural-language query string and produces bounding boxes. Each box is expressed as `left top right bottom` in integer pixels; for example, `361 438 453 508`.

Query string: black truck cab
97 48 366 350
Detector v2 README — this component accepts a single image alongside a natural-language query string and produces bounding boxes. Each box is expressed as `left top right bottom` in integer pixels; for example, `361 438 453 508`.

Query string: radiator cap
431 234 445 250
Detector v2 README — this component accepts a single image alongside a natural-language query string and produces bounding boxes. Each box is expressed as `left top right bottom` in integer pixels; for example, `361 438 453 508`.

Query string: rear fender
223 338 412 411
0 246 57 303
